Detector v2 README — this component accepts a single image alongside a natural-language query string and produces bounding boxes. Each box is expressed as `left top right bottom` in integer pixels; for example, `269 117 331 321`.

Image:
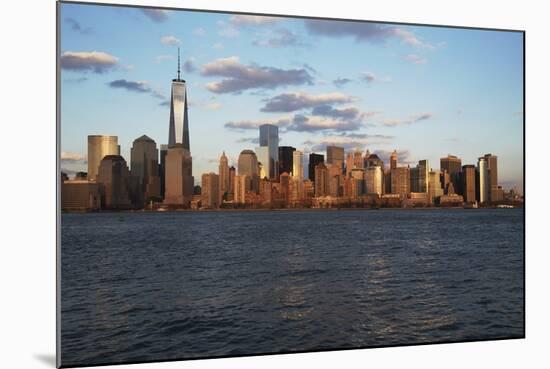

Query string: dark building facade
278 146 296 176
440 155 462 195
308 153 324 183
462 164 476 203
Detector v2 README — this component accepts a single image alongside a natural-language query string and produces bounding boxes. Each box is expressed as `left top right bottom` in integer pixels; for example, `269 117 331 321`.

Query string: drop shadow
34 353 56 367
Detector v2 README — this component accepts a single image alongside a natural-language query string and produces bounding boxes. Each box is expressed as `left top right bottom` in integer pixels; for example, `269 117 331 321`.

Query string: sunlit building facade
259 124 279 179
168 49 190 150
87 135 119 181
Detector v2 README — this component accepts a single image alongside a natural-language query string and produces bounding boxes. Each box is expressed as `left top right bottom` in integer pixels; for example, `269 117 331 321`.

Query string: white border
1 0 548 368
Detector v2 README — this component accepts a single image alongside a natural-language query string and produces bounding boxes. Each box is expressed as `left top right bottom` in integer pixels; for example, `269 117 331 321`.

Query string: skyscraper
96 155 132 209
353 150 364 170
478 156 489 203
255 146 270 179
130 135 160 202
278 146 295 176
87 135 118 181
168 48 190 150
218 151 230 202
326 146 344 173
462 164 476 203
292 150 304 181
411 160 429 193
428 170 444 203
163 144 194 207
391 167 410 196
483 153 498 202
259 124 279 179
390 150 398 170
365 166 383 195
159 144 168 199
440 155 462 194
364 153 384 169
201 172 220 209
314 163 329 197
308 153 324 182
238 150 259 192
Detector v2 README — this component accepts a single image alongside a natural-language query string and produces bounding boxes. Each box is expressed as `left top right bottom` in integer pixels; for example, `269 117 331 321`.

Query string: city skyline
60 2 524 191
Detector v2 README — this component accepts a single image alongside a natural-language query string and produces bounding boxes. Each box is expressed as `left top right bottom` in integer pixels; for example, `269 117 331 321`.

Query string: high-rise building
353 150 364 170
292 150 304 181
218 151 230 202
483 154 498 202
96 155 132 209
168 48 190 150
391 167 410 196
201 172 220 209
308 153 324 182
365 166 383 195
428 170 444 203
327 164 342 196
228 166 236 200
233 175 249 204
462 164 476 203
259 124 279 179
411 160 429 193
350 168 365 195
478 156 490 203
345 152 354 177
87 135 118 181
163 144 194 207
326 146 344 173
130 135 160 203
278 146 295 176
440 155 462 194
159 144 168 199
255 146 270 179
238 150 259 192
390 150 398 170
314 163 329 197
364 153 384 169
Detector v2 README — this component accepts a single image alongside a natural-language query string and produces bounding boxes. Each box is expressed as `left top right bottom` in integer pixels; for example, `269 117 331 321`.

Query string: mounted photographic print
57 1 525 367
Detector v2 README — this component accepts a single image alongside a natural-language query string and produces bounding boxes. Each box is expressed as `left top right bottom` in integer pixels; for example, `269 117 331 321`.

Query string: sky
59 2 524 190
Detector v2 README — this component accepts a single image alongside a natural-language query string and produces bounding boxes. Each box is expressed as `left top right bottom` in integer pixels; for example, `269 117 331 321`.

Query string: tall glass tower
168 48 190 150
258 124 279 179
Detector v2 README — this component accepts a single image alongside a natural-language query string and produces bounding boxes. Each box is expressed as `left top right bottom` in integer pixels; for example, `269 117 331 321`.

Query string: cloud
225 116 292 130
160 35 180 46
217 20 240 38
304 133 394 152
260 92 355 112
65 18 92 34
236 137 260 144
61 151 87 163
155 54 174 63
362 72 376 83
253 29 305 48
141 9 170 23
212 43 224 50
193 27 206 36
205 102 222 110
382 112 433 127
229 14 281 26
60 51 118 73
333 77 352 88
201 57 313 94
64 77 88 83
183 58 196 73
311 105 363 120
372 149 413 165
403 54 428 64
287 114 363 132
304 19 434 48
108 79 168 105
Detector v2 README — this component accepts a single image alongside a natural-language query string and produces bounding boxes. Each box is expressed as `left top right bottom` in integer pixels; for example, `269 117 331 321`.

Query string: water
60 209 524 366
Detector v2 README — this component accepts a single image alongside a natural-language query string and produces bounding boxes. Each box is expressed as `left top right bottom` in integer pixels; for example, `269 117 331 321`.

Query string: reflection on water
61 209 524 366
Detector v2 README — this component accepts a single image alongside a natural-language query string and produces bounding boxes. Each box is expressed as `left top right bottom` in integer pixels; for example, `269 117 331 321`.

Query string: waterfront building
462 164 476 203
482 153 499 202
428 170 444 204
308 153 324 182
391 167 410 197
228 166 236 201
327 163 343 196
289 177 304 207
218 151 230 202
441 155 462 194
478 156 490 203
345 152 354 177
238 149 259 192
159 144 168 199
61 180 101 211
326 146 344 173
350 168 365 195
390 150 398 170
410 160 429 193
364 153 384 169
87 135 118 181
163 144 194 207
168 48 190 150
365 166 383 195
130 135 160 203
440 194 464 207
278 146 295 177
96 155 132 209
233 175 249 204
292 150 304 181
314 162 329 197
279 172 290 205
201 172 220 209
255 146 270 179
259 124 279 179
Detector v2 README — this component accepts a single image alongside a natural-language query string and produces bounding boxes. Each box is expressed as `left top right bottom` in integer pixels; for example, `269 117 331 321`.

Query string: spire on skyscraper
177 47 181 80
